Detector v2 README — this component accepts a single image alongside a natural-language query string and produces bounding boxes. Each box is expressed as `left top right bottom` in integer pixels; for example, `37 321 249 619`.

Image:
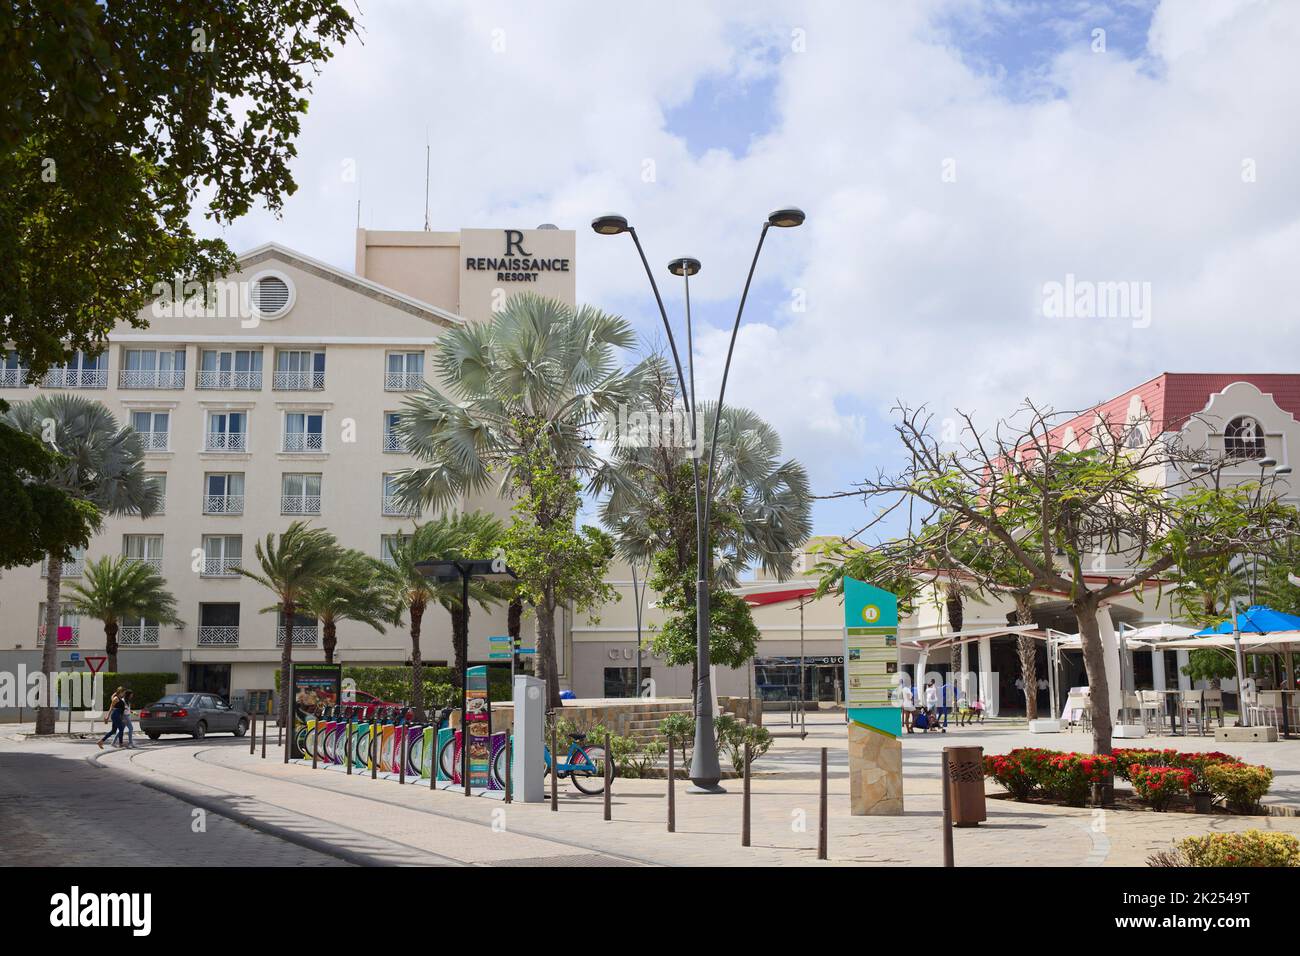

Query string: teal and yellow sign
843 577 901 738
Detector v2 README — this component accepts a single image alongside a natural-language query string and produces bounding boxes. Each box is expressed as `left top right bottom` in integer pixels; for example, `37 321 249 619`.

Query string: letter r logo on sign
504 230 530 257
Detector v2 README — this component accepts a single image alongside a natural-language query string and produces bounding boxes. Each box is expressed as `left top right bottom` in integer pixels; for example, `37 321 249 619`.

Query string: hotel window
383 412 406 452
382 474 418 516
43 351 107 389
120 348 185 389
41 546 85 578
122 534 163 572
146 473 167 514
201 535 242 576
1 350 28 388
277 610 318 646
384 351 424 390
204 473 245 514
198 348 262 390
119 615 161 646
205 411 248 452
273 349 325 390
1225 416 1266 460
282 412 323 452
198 603 240 646
37 605 80 646
604 667 650 699
281 473 322 515
380 534 403 566
131 410 170 452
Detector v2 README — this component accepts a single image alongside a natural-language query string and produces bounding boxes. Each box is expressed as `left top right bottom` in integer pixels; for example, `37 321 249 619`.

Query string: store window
603 667 649 698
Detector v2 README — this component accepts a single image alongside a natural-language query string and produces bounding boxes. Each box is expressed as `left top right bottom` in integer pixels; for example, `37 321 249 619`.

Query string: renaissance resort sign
465 230 572 283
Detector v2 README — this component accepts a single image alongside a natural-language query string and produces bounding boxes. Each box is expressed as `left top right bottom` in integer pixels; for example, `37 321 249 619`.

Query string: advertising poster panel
465 664 492 788
290 663 341 760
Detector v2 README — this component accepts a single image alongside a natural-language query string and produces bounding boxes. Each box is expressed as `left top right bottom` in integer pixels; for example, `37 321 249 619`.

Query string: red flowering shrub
1131 765 1195 811
982 750 1040 800
1041 752 1118 806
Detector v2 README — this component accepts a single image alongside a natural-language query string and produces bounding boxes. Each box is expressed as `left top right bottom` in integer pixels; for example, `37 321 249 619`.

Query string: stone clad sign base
848 722 903 815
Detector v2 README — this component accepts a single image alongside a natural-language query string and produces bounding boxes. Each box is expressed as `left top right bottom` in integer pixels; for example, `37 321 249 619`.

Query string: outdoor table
1151 689 1189 737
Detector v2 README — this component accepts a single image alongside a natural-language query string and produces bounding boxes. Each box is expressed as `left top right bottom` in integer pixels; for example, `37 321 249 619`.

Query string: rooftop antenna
423 132 431 231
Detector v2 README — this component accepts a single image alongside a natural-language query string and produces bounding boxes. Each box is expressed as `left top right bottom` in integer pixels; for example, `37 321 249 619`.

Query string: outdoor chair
1068 702 1092 734
1138 690 1166 733
1202 689 1226 728
1179 690 1207 736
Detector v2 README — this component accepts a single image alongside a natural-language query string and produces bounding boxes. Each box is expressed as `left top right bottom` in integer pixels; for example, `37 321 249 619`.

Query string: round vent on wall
249 271 294 319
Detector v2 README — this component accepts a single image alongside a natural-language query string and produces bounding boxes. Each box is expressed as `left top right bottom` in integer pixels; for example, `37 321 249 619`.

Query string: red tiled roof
1034 373 1300 452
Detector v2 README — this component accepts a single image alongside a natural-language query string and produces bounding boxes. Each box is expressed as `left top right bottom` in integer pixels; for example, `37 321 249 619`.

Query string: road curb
88 749 447 867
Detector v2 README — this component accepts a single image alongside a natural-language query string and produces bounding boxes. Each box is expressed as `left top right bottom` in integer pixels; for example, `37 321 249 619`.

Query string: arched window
1224 416 1266 460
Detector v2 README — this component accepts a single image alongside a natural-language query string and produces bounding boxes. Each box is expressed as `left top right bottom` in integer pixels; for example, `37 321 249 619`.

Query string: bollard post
249 713 256 755
550 720 558 812
346 721 353 776
818 747 828 860
742 741 751 847
941 748 954 867
667 736 676 833
603 732 612 822
261 713 267 759
504 730 513 804
282 712 289 764
430 725 437 791
399 727 406 785
371 725 377 780
311 720 318 770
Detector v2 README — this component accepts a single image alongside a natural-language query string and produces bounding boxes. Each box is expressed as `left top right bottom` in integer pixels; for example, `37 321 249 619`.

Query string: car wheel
193 721 207 740
146 732 160 740
233 719 248 738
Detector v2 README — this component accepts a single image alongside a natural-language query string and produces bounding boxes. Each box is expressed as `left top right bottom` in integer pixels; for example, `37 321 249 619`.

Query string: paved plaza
4 712 1299 867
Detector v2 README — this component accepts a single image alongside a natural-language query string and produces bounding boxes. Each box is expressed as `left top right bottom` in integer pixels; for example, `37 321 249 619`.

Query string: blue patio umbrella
1193 605 1300 636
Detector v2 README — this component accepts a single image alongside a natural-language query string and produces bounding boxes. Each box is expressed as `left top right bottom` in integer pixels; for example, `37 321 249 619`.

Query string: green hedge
100 673 178 708
274 666 512 707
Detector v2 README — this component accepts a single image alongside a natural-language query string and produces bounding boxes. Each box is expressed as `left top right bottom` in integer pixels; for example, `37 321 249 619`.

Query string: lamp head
1259 457 1278 468
591 213 630 236
1274 465 1292 476
668 257 701 277
767 207 806 228
1191 463 1211 474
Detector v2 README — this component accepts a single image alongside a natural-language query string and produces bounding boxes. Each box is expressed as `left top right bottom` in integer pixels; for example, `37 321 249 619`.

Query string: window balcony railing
382 431 406 453
280 495 321 515
382 495 419 517
197 626 239 647
124 556 163 573
119 369 185 389
41 558 83 578
0 368 29 388
276 627 319 647
138 430 169 452
384 371 424 391
42 368 108 389
205 432 247 452
273 369 325 391
204 494 244 515
118 624 160 646
37 625 79 646
282 432 323 453
197 369 262 390
201 557 241 577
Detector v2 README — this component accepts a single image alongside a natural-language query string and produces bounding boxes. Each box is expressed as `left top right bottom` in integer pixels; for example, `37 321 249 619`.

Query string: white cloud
202 0 1300 533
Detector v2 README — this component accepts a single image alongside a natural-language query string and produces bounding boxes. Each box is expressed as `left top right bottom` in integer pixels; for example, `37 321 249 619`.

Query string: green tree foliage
63 555 183 672
1 0 356 373
648 550 760 674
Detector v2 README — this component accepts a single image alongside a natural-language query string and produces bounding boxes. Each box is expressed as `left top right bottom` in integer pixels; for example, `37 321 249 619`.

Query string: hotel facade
2 217 1296 719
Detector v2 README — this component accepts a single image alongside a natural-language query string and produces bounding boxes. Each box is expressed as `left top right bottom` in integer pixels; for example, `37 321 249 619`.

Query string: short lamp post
592 207 805 791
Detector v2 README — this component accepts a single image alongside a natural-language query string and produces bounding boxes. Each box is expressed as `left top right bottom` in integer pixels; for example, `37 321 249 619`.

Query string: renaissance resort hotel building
0 227 575 706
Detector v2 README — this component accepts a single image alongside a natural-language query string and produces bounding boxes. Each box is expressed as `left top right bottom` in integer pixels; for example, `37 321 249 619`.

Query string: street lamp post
593 208 805 791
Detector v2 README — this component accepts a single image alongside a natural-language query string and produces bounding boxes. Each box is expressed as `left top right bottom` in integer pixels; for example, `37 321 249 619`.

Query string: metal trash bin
945 746 986 827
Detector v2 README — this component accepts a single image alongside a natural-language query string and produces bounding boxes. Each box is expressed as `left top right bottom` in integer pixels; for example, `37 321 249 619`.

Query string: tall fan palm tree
394 293 649 705
238 521 340 729
63 555 183 672
3 394 160 734
298 549 394 666
378 512 506 719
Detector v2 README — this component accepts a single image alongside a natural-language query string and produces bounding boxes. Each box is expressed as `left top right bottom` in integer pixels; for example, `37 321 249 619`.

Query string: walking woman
98 686 126 749
120 690 136 749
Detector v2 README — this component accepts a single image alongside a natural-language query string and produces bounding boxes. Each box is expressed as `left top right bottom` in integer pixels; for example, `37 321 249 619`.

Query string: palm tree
298 549 393 666
395 293 649 705
378 512 506 719
63 555 183 672
3 394 159 734
238 521 340 729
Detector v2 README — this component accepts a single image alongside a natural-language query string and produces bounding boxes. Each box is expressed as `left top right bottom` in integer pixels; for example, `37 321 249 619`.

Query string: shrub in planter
714 714 773 773
1042 752 1118 806
1112 748 1179 781
1204 763 1273 814
1172 752 1234 802
1178 830 1300 867
1130 765 1194 811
